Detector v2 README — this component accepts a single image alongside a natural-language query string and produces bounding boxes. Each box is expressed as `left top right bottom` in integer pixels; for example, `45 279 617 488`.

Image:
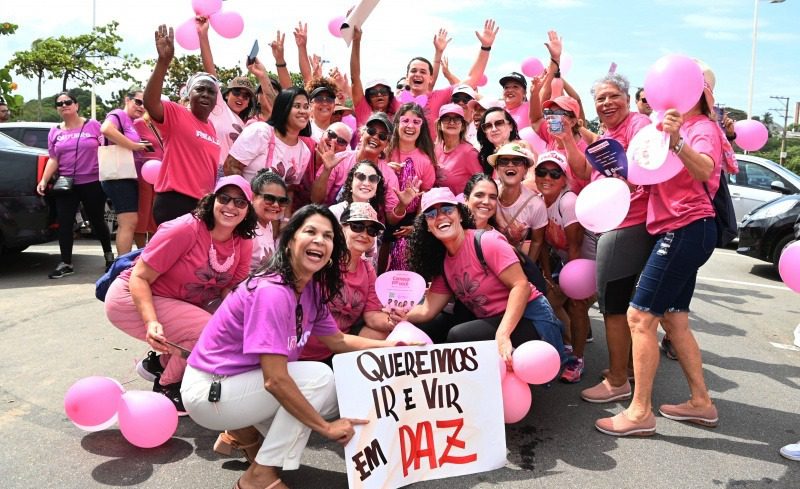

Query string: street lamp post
90 0 96 120
770 95 790 166
746 0 785 120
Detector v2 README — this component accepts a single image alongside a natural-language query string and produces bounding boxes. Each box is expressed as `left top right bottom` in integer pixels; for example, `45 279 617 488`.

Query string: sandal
214 430 264 464
234 478 283 489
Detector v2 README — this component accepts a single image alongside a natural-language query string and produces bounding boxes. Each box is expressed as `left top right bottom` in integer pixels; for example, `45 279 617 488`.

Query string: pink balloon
521 57 544 78
501 372 532 423
512 340 561 385
626 124 683 185
476 74 488 87
64 376 124 431
192 0 222 16
779 241 800 293
575 178 631 233
559 259 597 300
386 321 433 345
141 159 162 185
175 18 200 51
118 391 179 448
559 51 573 76
734 119 769 151
210 11 244 39
328 16 346 38
644 54 704 113
518 126 546 155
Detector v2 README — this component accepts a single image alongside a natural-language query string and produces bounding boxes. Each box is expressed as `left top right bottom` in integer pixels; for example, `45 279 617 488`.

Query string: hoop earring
326 259 333 268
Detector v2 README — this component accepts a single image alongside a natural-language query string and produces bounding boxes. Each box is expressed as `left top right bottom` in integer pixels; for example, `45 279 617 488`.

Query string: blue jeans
523 295 566 361
630 218 716 317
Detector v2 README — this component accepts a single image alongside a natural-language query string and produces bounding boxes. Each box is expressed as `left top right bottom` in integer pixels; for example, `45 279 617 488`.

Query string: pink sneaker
595 411 656 437
659 401 718 427
581 379 632 403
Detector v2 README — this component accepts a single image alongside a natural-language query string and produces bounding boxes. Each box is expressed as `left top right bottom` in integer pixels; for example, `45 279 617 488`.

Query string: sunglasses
366 126 389 141
55 100 75 107
367 87 391 97
535 167 565 179
326 130 349 146
423 204 457 220
451 94 472 105
313 95 336 104
496 157 527 168
230 88 252 99
481 119 508 131
132 98 144 107
354 171 381 184
295 303 304 344
440 115 462 125
399 117 423 127
259 192 290 207
347 221 382 237
216 193 249 209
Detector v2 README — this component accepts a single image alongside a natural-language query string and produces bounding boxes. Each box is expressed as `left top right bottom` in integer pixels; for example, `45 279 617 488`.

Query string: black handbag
49 119 88 196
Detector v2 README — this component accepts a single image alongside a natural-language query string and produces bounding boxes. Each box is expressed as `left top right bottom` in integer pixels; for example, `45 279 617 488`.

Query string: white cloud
759 32 800 42
704 31 741 41
682 14 754 31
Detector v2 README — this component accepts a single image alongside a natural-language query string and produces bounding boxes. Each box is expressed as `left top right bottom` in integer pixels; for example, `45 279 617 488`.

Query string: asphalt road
1 240 799 489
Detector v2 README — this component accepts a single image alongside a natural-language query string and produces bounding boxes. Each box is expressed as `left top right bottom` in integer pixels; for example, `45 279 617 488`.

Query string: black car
737 194 800 270
0 131 56 254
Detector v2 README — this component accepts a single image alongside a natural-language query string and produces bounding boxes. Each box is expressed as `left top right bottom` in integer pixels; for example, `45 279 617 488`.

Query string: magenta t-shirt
434 141 482 195
47 119 103 185
506 102 531 130
154 101 220 199
387 147 436 191
421 86 455 140
301 259 383 361
354 96 400 128
188 275 340 376
317 150 400 213
646 115 721 235
429 229 539 317
119 214 251 308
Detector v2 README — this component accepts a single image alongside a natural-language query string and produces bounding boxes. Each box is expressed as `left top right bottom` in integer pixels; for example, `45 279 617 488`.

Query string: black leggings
418 303 541 346
53 180 112 264
153 191 199 226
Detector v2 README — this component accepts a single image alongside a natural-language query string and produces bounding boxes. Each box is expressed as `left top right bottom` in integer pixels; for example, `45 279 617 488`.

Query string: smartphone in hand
246 40 259 66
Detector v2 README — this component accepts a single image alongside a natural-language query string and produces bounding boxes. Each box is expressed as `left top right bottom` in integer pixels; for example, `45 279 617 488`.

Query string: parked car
0 131 56 254
729 154 800 225
737 194 800 270
0 122 58 150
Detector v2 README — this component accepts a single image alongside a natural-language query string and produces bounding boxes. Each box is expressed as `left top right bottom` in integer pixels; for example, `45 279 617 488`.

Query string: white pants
182 362 339 470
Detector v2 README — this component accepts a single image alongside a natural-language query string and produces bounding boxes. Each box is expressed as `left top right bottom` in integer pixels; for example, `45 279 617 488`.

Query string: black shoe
48 262 74 279
154 381 188 416
136 351 165 382
104 252 115 272
586 326 594 343
660 336 678 360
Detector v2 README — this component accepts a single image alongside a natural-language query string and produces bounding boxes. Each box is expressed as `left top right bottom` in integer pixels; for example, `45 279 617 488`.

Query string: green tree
1 21 23 116
8 38 72 120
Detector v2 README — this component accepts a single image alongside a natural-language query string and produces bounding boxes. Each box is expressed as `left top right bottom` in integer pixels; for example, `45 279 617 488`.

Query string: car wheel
1 245 29 255
772 234 795 271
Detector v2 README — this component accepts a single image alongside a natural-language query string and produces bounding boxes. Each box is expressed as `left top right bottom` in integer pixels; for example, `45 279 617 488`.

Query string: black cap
499 72 527 89
366 112 394 134
310 86 335 99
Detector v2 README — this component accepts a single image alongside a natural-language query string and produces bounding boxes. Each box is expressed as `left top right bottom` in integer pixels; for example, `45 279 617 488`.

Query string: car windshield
0 131 24 148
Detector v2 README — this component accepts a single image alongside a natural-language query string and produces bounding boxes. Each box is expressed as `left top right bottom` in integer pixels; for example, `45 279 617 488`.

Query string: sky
2 0 799 123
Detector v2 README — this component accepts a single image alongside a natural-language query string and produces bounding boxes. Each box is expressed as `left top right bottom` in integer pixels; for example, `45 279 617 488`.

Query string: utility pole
770 95 789 166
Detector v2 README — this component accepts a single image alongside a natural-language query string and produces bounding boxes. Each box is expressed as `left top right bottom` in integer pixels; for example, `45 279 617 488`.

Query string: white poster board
333 341 507 489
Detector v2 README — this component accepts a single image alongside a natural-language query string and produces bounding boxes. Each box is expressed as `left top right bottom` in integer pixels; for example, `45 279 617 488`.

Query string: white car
729 154 800 225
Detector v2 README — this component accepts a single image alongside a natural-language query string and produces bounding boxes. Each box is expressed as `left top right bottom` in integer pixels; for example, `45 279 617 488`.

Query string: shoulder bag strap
146 119 165 151
71 119 89 178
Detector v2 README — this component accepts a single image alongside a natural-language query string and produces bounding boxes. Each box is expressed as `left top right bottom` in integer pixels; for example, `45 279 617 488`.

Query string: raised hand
194 15 210 36
544 30 562 61
154 25 175 62
329 66 347 91
310 53 323 78
293 22 308 48
475 19 499 47
433 28 452 53
316 139 342 171
353 25 362 43
269 30 286 63
248 57 267 78
394 177 423 207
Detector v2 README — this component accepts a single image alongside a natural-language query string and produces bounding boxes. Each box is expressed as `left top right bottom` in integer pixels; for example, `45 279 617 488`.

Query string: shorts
630 218 716 317
101 179 139 214
596 223 656 314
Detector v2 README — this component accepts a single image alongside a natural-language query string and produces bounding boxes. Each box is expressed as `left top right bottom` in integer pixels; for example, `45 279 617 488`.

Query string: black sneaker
136 351 165 382
586 326 594 343
104 252 115 272
48 262 74 279
154 381 188 416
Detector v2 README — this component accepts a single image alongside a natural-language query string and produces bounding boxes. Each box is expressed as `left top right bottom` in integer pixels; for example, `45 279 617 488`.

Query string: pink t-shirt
47 119 103 185
421 86 455 140
133 118 165 173
250 220 277 272
317 150 400 213
506 102 530 130
495 185 548 248
434 141 482 195
119 214 251 309
429 229 539 318
188 275 339 376
354 96 400 128
545 191 596 261
301 259 383 360
646 115 721 235
228 122 312 186
387 147 436 191
154 101 220 199
210 86 247 167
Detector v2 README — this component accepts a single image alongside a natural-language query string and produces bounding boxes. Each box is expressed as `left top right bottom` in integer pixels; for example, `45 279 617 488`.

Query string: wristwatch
671 137 685 155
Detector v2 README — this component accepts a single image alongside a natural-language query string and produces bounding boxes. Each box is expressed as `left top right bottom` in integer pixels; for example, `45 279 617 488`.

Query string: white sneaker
780 441 800 461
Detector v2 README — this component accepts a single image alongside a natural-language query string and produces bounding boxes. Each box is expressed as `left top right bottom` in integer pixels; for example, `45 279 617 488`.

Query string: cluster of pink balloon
64 376 179 448
779 241 800 293
501 341 561 423
176 0 245 50
141 159 162 185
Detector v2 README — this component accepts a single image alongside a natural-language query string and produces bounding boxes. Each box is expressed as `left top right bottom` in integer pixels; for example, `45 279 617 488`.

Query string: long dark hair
477 107 519 175
193 191 257 239
407 203 474 282
386 103 437 167
251 168 289 195
251 204 348 305
268 87 312 137
463 173 499 229
339 161 387 220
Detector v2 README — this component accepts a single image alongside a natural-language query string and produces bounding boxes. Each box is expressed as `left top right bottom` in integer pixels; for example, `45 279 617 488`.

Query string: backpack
95 248 144 301
703 170 737 247
472 229 548 294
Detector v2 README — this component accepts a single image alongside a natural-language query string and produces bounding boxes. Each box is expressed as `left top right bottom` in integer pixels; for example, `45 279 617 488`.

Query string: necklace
208 240 235 274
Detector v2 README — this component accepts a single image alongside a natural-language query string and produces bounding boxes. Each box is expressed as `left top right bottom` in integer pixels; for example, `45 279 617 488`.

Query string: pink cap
438 103 465 119
420 187 459 214
543 95 580 117
214 175 253 201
